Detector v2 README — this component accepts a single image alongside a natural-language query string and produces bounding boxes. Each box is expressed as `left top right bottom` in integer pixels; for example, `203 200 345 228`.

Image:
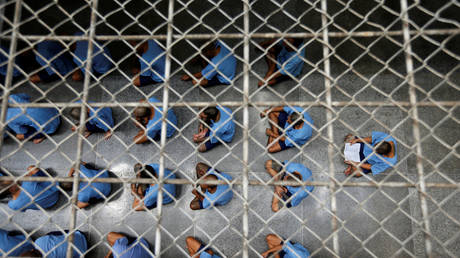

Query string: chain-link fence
0 0 459 257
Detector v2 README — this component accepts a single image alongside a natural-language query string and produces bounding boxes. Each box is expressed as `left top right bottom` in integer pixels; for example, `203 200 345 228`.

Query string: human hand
181 74 191 81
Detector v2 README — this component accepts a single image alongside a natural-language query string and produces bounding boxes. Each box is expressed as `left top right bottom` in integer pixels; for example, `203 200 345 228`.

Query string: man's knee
186 236 198 247
268 112 278 121
190 201 200 210
107 232 124 246
265 160 273 170
266 234 282 245
196 162 209 175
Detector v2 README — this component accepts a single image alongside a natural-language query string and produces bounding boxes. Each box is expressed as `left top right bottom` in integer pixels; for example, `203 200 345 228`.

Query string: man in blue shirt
186 236 221 258
0 229 34 256
106 232 154 258
181 40 236 87
8 165 60 211
261 234 310 258
265 160 314 212
257 38 305 87
133 97 177 144
130 40 166 87
29 40 76 83
190 162 233 210
71 32 113 80
70 102 114 140
260 105 313 153
24 230 88 257
60 163 111 209
344 131 397 177
6 93 61 144
193 106 235 152
131 163 176 211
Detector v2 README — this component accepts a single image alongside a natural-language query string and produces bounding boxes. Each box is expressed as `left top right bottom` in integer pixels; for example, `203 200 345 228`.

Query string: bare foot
104 131 112 140
33 137 45 144
84 131 91 138
72 70 83 81
258 80 265 87
344 166 352 176
271 199 280 212
29 74 41 83
71 126 77 132
181 74 191 81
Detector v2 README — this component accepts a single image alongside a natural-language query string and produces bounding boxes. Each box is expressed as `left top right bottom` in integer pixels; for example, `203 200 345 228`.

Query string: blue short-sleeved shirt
139 40 165 83
284 161 314 207
143 163 176 207
76 100 114 132
0 46 21 77
283 241 310 258
202 170 233 209
283 106 313 148
0 229 34 256
146 97 177 139
6 93 61 136
112 237 154 258
77 165 111 203
362 131 398 175
209 106 235 144
73 32 113 74
200 252 221 258
8 170 60 211
276 42 305 77
35 231 87 258
201 41 237 84
35 41 75 76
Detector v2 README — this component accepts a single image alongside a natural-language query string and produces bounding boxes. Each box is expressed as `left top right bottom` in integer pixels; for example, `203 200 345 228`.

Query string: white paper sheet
344 143 361 162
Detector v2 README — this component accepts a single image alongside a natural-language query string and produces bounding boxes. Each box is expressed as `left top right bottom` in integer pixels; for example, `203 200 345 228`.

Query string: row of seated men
0 228 310 257
1 36 305 88
6 92 397 176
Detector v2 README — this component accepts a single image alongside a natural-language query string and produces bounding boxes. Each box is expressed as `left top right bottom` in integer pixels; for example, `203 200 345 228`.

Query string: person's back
283 106 313 147
112 236 154 258
140 40 166 83
276 40 305 77
283 241 310 258
0 229 34 256
73 32 113 75
143 164 176 208
8 169 60 211
146 97 177 139
284 161 314 207
34 231 87 258
201 41 236 85
78 164 111 204
202 170 233 209
362 131 398 175
35 41 75 77
209 106 235 144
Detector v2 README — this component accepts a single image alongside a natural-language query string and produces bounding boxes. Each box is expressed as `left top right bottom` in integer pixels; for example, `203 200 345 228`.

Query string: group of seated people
0 227 311 257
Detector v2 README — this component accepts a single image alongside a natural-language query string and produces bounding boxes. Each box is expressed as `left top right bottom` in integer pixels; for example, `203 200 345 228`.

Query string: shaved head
134 106 150 118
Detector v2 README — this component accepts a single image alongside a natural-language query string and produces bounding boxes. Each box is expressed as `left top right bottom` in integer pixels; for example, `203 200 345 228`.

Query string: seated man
0 45 23 85
6 93 61 144
8 165 60 211
105 232 154 258
132 97 177 144
261 234 310 258
24 230 87 257
190 162 233 210
0 229 34 256
71 32 113 80
260 106 313 153
131 163 176 211
70 101 114 140
257 38 305 87
193 106 235 152
181 40 236 87
131 40 165 87
265 160 314 212
343 131 397 177
61 163 111 209
29 40 76 83
185 236 221 258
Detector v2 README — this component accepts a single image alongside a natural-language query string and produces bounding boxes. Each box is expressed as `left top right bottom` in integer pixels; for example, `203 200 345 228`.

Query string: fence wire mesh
0 0 459 257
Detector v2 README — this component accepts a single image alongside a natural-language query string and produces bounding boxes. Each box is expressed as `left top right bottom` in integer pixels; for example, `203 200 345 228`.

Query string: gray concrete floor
0 0 459 257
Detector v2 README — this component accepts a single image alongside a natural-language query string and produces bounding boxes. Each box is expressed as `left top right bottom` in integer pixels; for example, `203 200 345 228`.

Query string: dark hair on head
293 38 303 48
376 141 391 155
203 107 219 122
20 249 42 257
287 172 302 181
135 164 157 194
70 107 81 120
134 106 151 118
289 112 303 127
271 161 283 173
202 174 218 189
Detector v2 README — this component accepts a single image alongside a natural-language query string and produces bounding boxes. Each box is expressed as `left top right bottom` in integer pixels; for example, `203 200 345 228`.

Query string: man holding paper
343 132 397 177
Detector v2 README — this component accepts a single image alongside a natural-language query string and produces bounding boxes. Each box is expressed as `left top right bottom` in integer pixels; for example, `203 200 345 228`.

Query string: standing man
193 106 235 152
190 162 233 210
131 163 176 211
181 40 236 87
132 97 177 144
265 160 314 212
60 162 112 209
6 93 61 144
105 232 154 258
131 40 166 87
257 38 305 87
260 106 313 153
69 101 114 140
